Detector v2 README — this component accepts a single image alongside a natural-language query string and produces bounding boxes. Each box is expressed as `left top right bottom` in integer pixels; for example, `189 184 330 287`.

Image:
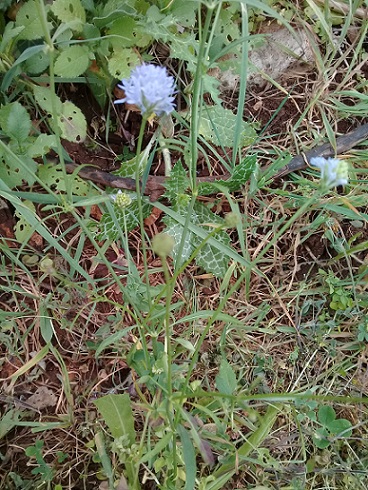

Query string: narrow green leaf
95 431 114 488
177 424 196 490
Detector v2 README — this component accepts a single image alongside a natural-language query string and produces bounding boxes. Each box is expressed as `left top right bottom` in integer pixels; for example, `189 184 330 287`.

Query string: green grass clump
1 1 368 489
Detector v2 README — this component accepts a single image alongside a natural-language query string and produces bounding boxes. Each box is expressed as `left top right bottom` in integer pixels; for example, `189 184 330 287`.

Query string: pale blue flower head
114 64 176 117
310 157 349 188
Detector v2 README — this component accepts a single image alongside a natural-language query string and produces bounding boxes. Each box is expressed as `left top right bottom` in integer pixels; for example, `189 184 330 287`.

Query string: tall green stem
189 5 214 191
135 117 151 306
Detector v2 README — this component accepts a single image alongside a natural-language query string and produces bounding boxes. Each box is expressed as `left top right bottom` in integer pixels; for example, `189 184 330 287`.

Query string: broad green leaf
177 424 196 490
39 305 54 344
28 134 57 158
0 22 24 54
54 45 90 77
33 86 63 114
162 219 194 265
51 0 86 31
170 1 197 28
191 201 230 277
94 393 135 443
313 427 330 449
328 418 352 437
0 102 31 143
98 198 151 240
163 200 230 277
107 16 151 49
102 0 136 20
215 359 237 395
15 1 46 40
57 101 87 142
108 47 140 79
199 105 256 148
24 48 50 75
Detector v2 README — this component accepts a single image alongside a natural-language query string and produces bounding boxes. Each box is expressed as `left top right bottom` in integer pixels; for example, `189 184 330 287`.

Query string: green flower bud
152 233 175 258
224 212 241 228
111 190 132 209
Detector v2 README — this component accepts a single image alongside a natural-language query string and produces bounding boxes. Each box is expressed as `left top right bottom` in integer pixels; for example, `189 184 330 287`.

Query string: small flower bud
111 190 132 209
152 233 175 258
224 212 241 228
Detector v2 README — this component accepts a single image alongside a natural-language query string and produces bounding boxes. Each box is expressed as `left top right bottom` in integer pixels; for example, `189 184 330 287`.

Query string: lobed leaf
199 105 257 148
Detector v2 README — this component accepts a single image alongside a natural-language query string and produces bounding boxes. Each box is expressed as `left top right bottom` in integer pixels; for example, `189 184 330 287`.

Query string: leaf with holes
199 105 256 148
15 0 48 40
107 47 140 79
37 163 90 195
33 86 62 114
107 16 151 49
25 48 50 75
0 102 31 144
0 149 37 188
51 0 86 31
57 101 87 142
14 200 36 242
54 45 91 77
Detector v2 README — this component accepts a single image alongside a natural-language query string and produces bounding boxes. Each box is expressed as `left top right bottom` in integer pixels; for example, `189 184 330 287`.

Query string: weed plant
0 1 368 489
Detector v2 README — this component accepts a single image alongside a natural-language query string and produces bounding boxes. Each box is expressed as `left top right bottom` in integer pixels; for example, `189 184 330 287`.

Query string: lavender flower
114 64 176 117
310 157 349 188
